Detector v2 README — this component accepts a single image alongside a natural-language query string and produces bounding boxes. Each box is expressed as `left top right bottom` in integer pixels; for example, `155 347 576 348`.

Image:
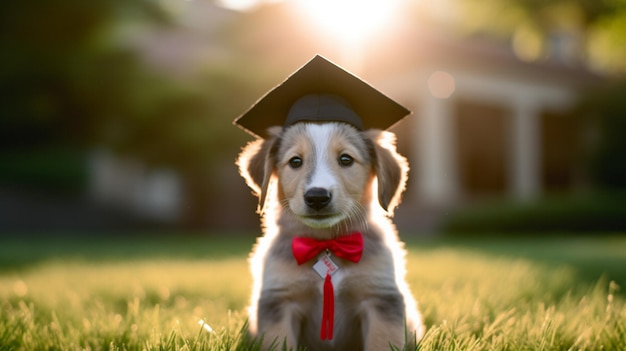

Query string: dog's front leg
257 292 300 350
361 292 409 351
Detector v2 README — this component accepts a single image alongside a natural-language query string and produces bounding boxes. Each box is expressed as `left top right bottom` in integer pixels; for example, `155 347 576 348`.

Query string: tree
0 0 263 228
457 0 626 73
0 0 169 148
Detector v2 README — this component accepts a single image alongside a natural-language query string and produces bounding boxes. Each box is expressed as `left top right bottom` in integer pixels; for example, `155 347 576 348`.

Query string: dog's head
237 122 408 229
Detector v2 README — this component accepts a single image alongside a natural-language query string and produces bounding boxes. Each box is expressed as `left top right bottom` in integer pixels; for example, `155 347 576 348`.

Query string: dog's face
276 123 373 228
237 122 408 230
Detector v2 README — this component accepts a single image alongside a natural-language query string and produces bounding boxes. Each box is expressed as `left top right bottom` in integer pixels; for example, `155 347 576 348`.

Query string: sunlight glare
217 0 260 11
295 0 402 44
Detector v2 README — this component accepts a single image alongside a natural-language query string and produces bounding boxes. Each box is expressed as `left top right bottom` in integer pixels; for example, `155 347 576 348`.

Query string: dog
237 121 424 350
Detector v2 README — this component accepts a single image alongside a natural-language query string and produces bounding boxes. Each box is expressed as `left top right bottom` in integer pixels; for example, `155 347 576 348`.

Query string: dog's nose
304 188 332 210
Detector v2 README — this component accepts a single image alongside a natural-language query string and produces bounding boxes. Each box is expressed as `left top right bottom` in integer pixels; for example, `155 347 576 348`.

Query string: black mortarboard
233 55 411 139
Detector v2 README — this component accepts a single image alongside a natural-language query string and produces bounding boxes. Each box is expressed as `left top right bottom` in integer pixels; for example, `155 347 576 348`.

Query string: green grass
1 234 626 350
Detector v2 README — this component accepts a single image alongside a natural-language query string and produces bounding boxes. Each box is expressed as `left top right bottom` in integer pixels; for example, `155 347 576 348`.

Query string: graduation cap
234 55 411 139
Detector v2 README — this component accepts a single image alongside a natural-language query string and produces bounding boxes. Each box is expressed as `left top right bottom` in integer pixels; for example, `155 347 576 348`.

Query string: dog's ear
365 129 409 215
236 127 282 213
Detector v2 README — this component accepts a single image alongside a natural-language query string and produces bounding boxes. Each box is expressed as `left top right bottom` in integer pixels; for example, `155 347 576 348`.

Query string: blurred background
1 0 625 236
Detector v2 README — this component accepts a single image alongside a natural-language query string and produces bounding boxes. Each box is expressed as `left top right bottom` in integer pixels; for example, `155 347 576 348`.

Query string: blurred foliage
459 0 626 72
579 80 626 189
442 192 626 234
0 0 261 158
0 148 87 194
0 0 267 227
0 0 168 148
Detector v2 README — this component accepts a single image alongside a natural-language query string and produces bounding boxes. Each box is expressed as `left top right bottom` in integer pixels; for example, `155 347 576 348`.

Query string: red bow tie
291 232 364 341
292 232 364 265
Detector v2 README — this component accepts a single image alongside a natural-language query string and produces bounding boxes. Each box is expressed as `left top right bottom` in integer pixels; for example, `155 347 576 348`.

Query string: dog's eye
289 156 303 169
338 154 354 167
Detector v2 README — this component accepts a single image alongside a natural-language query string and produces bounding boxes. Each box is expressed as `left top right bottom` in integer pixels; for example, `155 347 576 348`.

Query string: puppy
237 121 424 350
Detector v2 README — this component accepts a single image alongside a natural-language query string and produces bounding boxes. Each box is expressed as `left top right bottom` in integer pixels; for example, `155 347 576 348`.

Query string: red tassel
321 273 334 340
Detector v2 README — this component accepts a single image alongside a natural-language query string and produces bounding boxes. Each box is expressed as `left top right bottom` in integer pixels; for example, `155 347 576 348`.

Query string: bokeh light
428 70 456 99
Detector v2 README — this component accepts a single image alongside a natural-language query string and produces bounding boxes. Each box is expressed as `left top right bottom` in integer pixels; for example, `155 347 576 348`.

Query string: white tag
313 254 339 279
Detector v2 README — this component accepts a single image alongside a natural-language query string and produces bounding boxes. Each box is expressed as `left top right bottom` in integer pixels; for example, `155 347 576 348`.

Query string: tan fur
237 122 424 350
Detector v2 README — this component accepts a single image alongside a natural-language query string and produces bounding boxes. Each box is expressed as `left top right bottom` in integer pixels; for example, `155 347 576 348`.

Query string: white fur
307 124 339 191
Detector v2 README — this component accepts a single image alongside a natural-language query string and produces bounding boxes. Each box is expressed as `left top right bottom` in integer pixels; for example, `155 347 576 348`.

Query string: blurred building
89 149 182 222
85 2 605 231
368 30 601 211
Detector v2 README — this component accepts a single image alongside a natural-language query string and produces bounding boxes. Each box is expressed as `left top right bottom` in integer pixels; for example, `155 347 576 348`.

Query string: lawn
1 234 625 350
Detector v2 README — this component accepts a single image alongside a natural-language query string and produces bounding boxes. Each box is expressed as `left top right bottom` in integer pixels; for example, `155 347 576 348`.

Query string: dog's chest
263 233 391 304
300 253 360 296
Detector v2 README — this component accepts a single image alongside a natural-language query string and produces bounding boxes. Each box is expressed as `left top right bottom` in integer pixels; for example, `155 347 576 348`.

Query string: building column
416 94 457 204
511 100 541 201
